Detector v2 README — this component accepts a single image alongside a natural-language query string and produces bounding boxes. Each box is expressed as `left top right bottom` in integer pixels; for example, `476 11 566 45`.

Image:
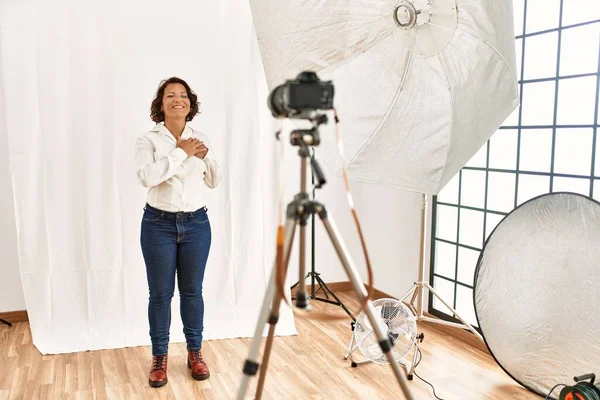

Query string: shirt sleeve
134 135 188 187
199 134 221 189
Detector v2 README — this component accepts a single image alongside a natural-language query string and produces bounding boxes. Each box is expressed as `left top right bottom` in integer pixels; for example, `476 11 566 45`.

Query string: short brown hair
150 77 200 123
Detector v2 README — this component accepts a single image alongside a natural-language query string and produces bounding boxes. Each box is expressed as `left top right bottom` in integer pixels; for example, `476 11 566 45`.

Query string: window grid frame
428 2 600 325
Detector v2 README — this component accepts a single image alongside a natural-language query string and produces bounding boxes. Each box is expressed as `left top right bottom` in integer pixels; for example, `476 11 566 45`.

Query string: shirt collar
151 122 193 139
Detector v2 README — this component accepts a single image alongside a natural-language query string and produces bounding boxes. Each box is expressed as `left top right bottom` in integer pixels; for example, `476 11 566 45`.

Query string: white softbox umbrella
249 0 519 194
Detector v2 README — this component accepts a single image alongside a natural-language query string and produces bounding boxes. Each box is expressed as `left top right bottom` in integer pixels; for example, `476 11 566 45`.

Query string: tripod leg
401 284 419 317
255 318 277 399
409 343 419 378
344 323 357 360
424 283 483 339
315 275 330 299
296 223 308 309
295 154 309 310
314 275 355 321
236 218 297 400
318 213 415 400
290 272 311 301
400 284 417 303
290 280 300 292
255 219 299 400
314 281 325 298
0 318 12 327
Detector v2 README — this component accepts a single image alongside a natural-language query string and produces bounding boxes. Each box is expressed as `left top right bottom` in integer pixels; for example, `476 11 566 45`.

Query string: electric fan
345 298 421 379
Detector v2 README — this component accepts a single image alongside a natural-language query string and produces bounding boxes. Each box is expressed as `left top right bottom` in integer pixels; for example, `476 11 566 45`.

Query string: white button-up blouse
134 122 221 212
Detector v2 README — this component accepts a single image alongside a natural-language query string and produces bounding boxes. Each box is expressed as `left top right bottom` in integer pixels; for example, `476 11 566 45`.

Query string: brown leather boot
187 349 210 380
148 355 168 387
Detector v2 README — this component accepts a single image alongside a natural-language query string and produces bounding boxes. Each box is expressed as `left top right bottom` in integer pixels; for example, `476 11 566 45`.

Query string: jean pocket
142 211 162 222
191 213 209 225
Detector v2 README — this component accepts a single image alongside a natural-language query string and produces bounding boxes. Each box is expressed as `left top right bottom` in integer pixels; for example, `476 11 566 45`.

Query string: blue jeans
140 203 211 356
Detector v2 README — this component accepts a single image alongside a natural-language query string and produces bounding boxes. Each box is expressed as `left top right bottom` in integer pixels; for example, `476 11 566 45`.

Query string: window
429 1 600 327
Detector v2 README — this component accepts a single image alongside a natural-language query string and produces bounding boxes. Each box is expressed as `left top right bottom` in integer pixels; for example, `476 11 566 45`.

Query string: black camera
268 71 334 119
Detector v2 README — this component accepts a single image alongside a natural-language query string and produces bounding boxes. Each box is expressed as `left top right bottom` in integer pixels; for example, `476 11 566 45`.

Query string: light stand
236 114 414 400
289 147 355 321
400 194 482 340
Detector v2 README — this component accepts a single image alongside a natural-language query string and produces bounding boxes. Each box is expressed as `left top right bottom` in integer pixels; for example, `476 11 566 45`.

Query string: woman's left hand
194 142 209 159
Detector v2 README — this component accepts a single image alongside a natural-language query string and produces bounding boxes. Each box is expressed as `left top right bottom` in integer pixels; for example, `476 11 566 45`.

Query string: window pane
461 170 486 209
465 143 487 168
557 76 597 125
458 209 484 249
485 213 506 239
438 173 459 204
524 32 558 80
594 180 600 202
456 285 478 327
521 81 556 126
519 129 553 172
560 23 600 76
487 172 516 213
457 247 480 287
432 277 455 315
434 241 456 279
436 205 457 242
513 0 525 37
517 174 550 205
489 129 518 170
503 106 520 127
562 0 600 27
554 128 593 176
526 0 561 33
552 177 591 195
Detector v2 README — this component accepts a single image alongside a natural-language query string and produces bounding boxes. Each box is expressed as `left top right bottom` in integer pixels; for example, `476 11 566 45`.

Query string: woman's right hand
177 138 201 157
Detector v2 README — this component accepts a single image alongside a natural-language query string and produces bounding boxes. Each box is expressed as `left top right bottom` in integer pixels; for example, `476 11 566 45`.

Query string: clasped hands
177 137 208 159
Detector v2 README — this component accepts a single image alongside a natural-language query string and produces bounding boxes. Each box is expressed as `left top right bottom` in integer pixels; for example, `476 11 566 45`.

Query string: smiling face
161 83 190 122
150 77 200 123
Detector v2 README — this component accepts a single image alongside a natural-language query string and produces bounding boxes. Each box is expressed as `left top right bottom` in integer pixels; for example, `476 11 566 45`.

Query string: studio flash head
267 71 334 119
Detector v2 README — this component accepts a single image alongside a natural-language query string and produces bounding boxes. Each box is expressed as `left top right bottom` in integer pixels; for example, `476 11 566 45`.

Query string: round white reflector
474 192 600 397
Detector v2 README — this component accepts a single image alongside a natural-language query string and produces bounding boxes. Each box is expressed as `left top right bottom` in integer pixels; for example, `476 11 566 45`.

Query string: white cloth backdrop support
0 0 296 355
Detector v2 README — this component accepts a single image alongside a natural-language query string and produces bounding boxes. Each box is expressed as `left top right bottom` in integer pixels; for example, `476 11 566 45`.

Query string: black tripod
0 319 12 327
289 147 355 321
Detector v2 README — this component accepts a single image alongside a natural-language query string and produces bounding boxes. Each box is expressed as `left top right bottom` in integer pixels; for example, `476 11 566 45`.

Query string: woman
134 77 221 388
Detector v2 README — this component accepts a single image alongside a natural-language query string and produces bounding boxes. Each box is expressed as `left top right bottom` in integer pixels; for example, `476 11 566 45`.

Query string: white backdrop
0 0 296 354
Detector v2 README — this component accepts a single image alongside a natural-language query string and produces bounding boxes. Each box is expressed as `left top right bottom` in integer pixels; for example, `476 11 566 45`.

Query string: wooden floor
0 292 539 400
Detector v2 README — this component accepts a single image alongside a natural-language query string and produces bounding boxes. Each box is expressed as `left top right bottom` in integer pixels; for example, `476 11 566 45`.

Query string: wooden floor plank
1 292 539 399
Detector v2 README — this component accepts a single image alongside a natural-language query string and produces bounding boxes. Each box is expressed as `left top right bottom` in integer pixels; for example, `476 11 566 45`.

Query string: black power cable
545 376 600 400
413 348 445 400
545 384 567 400
413 345 599 400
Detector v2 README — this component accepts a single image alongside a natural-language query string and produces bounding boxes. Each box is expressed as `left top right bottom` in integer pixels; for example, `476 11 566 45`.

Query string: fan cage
354 298 417 364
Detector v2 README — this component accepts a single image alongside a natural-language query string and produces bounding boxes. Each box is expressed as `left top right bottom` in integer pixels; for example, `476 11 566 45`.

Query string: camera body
268 71 334 119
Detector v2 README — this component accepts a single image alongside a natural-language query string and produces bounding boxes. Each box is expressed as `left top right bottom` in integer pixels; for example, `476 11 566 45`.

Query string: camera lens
267 84 288 118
